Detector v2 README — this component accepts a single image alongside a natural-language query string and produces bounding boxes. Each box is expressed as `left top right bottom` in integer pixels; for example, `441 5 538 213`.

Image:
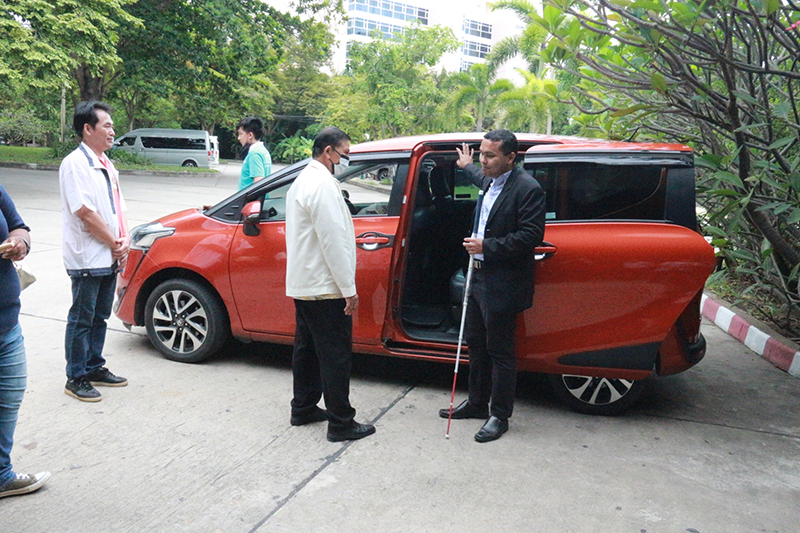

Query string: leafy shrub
50 140 78 159
0 109 49 146
273 135 313 164
108 148 151 166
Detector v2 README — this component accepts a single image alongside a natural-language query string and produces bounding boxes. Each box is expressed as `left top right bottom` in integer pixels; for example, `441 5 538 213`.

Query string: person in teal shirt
237 116 272 190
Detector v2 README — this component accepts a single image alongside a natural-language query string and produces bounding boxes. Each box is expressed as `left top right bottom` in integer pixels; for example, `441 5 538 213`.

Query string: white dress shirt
474 169 511 261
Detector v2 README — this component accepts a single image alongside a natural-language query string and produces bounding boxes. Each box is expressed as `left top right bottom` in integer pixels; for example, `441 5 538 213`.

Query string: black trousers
465 271 519 420
291 298 356 430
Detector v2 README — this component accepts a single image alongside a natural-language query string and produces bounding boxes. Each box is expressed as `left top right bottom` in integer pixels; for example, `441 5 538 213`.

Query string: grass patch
0 145 217 172
0 146 59 165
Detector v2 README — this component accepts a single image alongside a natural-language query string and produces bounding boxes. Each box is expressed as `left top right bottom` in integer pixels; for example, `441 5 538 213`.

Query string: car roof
349 132 692 154
121 128 209 137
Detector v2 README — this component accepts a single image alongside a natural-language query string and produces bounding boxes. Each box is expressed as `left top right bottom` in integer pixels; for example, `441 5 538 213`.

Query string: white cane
446 190 484 438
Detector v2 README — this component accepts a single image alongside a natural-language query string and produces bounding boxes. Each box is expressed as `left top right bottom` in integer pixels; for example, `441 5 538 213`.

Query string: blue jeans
0 323 27 488
65 274 116 380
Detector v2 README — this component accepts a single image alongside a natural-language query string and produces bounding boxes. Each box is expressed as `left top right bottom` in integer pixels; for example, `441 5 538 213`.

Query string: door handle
535 242 556 261
356 232 394 251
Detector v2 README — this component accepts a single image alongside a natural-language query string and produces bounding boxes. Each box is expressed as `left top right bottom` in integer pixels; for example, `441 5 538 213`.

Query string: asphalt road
1 165 799 533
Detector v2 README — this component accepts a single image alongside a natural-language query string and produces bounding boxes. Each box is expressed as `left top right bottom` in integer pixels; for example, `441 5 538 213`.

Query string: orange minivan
114 133 716 414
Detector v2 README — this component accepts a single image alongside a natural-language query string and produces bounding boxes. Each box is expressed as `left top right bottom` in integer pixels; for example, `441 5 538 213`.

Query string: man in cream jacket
285 126 375 443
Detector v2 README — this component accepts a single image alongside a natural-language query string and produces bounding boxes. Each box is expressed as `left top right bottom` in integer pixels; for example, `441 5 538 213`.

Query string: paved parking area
1 167 799 532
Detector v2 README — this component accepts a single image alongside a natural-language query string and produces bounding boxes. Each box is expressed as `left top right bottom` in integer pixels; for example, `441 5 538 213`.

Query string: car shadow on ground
207 338 566 411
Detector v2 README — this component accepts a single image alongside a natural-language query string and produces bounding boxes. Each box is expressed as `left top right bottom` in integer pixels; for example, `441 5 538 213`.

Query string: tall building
335 0 531 80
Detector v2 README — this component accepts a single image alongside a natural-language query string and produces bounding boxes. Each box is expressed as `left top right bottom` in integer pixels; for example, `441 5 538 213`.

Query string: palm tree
487 0 548 76
488 0 562 133
450 63 513 131
497 69 556 133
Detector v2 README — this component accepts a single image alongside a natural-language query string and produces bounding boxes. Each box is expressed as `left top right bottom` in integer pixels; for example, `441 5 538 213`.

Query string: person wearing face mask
284 126 375 443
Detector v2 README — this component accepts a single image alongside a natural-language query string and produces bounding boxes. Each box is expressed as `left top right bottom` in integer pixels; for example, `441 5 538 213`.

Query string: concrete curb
0 161 60 171
701 292 800 378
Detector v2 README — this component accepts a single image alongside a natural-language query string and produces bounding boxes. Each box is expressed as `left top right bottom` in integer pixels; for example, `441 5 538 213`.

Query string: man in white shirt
285 126 375 442
59 102 130 402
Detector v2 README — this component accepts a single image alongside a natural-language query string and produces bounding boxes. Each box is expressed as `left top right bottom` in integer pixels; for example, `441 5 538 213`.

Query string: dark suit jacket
464 164 546 313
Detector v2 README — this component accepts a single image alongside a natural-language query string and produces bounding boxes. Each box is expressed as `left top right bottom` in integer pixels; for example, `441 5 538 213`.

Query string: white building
333 0 532 80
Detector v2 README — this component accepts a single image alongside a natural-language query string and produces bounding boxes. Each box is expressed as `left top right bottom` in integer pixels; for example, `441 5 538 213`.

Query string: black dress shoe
290 407 328 426
438 399 489 420
474 416 509 443
327 421 376 442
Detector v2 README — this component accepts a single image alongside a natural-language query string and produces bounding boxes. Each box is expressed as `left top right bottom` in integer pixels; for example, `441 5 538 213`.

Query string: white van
209 135 220 164
113 128 213 168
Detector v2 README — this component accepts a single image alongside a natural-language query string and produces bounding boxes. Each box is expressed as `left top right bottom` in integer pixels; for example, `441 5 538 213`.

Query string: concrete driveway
1 167 799 532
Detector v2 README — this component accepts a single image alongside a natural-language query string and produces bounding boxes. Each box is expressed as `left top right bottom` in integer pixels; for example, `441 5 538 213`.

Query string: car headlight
130 222 176 250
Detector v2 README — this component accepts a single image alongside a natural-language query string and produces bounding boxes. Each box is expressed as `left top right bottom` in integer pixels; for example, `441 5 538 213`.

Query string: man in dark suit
439 129 546 442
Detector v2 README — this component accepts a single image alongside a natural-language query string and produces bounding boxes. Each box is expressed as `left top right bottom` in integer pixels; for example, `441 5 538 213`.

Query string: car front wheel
144 279 228 363
547 374 646 415
181 160 198 167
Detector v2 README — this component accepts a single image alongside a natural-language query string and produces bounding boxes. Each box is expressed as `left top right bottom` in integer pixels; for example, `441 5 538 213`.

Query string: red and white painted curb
701 293 800 378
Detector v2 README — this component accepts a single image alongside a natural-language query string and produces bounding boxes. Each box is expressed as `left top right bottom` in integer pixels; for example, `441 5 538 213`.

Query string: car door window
255 161 409 222
260 182 291 221
526 162 666 221
339 161 407 217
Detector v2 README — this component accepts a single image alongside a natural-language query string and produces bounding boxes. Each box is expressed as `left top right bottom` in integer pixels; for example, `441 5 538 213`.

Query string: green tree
0 0 139 103
449 63 513 131
535 0 800 333
265 23 335 140
110 0 289 133
323 24 459 139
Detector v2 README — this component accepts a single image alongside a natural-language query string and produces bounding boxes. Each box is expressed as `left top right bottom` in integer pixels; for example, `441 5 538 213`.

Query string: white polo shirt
59 143 127 275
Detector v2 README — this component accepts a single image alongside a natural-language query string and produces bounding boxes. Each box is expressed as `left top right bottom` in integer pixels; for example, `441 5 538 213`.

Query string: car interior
400 152 486 342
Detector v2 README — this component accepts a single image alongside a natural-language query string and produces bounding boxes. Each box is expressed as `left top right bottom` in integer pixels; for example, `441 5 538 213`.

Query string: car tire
144 279 229 363
181 160 198 167
547 374 647 416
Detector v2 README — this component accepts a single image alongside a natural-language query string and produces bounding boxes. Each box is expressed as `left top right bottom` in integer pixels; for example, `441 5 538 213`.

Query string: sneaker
0 472 51 498
65 377 102 402
86 367 128 387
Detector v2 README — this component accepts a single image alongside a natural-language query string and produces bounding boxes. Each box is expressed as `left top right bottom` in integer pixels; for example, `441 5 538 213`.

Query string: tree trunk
75 63 106 101
476 100 484 132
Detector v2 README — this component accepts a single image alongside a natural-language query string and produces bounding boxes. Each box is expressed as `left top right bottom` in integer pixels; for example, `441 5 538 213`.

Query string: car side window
116 136 136 147
260 182 291 221
339 161 408 217
526 162 666 221
141 136 206 150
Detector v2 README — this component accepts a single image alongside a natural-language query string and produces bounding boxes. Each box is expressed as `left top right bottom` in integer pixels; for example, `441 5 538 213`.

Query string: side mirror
242 200 261 237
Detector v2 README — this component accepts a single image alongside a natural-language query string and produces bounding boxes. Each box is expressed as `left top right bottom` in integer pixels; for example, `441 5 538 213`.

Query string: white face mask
332 149 350 175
